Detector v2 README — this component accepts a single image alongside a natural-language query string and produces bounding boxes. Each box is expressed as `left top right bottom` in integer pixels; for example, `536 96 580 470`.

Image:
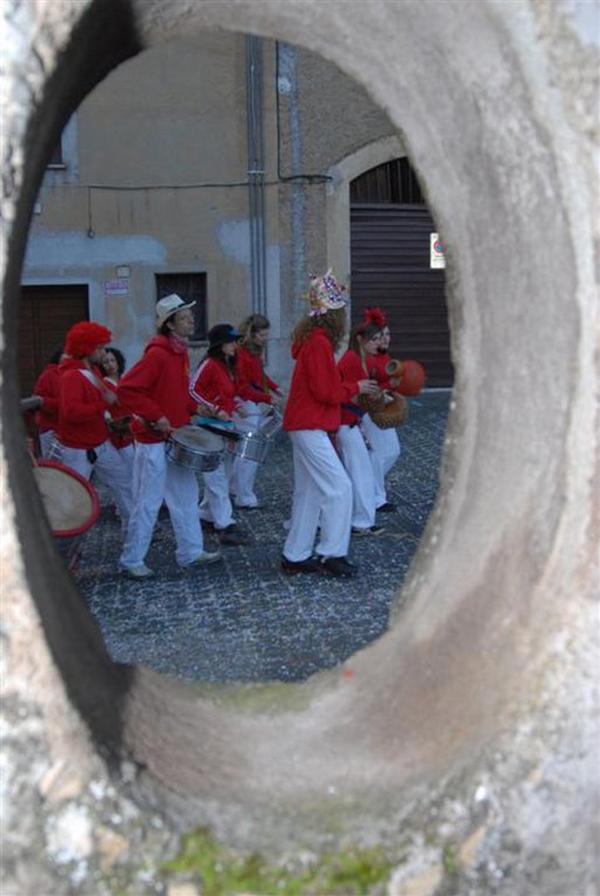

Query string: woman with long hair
337 310 386 536
360 313 401 512
281 271 379 578
231 313 283 509
190 324 249 546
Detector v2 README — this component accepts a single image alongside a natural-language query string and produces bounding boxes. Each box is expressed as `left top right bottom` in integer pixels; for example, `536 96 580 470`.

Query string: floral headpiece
363 306 386 328
307 269 348 317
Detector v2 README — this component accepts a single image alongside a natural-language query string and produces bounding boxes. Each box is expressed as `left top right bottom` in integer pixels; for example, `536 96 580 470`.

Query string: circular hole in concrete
18 27 452 686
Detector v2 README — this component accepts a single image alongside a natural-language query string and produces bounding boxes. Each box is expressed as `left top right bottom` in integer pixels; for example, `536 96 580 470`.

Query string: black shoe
200 518 215 531
281 555 320 575
352 524 385 537
377 502 397 513
319 556 357 578
218 524 250 545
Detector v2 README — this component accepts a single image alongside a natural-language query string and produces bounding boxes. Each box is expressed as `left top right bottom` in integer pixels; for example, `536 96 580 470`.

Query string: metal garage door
350 160 453 387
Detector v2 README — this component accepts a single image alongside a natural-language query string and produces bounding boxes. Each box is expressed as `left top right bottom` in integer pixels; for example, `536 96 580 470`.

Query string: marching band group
31 271 416 580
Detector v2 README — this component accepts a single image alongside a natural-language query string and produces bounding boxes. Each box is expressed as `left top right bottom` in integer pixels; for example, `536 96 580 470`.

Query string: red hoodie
117 335 197 444
283 328 358 432
236 345 279 404
33 363 60 433
57 358 112 449
190 356 239 415
369 351 392 389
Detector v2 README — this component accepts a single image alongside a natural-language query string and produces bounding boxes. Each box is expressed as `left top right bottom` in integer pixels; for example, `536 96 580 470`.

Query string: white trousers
199 460 235 530
229 400 268 508
361 414 401 508
120 441 204 567
55 439 133 534
337 424 377 528
283 430 353 562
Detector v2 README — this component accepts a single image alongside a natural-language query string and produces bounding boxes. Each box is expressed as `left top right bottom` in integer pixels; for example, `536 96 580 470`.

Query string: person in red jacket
117 294 222 577
281 271 379 577
52 322 133 535
190 324 249 546
32 345 63 456
230 313 283 509
360 313 401 512
337 312 386 537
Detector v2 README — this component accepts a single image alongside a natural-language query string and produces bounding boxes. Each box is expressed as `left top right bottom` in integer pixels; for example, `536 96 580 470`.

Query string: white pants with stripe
336 424 377 528
120 441 204 567
283 429 352 562
53 438 133 535
361 414 401 508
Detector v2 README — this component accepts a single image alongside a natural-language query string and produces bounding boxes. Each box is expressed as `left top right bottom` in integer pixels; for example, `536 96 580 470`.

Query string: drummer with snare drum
189 324 250 546
231 314 283 510
116 294 222 578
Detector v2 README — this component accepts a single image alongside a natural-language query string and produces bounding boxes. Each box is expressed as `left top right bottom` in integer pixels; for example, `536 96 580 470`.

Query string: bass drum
33 459 100 537
166 425 225 472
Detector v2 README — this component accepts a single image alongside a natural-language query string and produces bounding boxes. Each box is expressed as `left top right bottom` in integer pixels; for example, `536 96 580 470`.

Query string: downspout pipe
245 35 267 316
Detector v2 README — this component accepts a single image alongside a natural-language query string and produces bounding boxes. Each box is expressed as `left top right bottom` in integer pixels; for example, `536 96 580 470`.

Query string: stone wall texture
2 1 599 894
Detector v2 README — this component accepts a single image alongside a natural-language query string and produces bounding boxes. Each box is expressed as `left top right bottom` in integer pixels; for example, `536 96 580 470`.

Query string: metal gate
350 203 453 387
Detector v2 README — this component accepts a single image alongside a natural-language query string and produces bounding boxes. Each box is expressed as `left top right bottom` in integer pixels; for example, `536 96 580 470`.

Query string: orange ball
398 360 426 396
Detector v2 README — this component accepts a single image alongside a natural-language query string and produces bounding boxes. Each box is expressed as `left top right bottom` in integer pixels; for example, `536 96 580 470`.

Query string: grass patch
163 827 394 895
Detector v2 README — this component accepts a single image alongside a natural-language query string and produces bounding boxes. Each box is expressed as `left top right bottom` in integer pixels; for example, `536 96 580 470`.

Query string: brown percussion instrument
358 389 409 429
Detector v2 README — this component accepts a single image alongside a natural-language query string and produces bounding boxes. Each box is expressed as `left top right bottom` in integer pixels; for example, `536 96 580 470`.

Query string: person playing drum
52 322 133 536
281 270 379 578
189 324 249 546
230 313 283 510
360 310 401 513
117 294 222 578
337 312 386 537
32 345 64 457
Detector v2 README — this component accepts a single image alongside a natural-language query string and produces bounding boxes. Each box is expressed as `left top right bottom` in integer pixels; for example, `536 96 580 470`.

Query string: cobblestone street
74 390 451 683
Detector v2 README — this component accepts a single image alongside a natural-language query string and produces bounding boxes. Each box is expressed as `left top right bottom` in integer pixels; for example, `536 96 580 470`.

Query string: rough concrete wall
2 0 599 894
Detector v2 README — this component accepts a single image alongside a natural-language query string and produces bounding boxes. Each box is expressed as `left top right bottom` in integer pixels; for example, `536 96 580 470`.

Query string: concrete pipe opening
3 0 598 883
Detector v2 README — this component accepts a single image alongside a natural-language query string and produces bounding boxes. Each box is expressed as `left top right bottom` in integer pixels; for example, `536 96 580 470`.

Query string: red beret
65 322 112 358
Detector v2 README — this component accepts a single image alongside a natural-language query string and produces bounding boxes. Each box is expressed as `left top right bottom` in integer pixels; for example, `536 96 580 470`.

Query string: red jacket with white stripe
117 336 197 444
57 359 111 449
190 356 240 415
236 345 280 404
282 328 358 432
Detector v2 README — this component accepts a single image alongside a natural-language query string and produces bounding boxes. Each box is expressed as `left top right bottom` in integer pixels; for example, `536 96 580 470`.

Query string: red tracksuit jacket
337 349 371 426
117 335 197 444
283 328 358 432
236 345 279 404
190 356 239 416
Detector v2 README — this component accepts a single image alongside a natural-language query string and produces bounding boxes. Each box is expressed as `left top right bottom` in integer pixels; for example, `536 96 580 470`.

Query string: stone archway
2 0 598 891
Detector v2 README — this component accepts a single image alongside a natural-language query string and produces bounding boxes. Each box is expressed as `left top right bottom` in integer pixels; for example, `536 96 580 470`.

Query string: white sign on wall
104 278 129 297
430 233 447 269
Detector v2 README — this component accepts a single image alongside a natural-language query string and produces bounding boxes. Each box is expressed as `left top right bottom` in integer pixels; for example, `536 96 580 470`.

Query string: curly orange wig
65 322 112 358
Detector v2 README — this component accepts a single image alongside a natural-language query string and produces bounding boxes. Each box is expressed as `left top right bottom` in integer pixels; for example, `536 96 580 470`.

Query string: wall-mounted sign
104 278 129 297
430 233 447 269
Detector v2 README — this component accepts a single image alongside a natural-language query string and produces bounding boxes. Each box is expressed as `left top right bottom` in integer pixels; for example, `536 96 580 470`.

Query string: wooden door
19 285 89 394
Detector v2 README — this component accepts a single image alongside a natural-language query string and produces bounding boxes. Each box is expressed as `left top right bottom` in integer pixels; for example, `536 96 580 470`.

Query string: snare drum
32 459 100 537
166 425 225 472
227 408 283 464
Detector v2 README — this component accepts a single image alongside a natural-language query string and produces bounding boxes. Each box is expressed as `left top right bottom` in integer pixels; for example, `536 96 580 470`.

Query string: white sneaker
121 563 155 579
182 550 222 568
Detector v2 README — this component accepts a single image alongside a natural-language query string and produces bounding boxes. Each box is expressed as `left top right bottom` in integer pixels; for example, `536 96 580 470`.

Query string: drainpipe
245 35 267 316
